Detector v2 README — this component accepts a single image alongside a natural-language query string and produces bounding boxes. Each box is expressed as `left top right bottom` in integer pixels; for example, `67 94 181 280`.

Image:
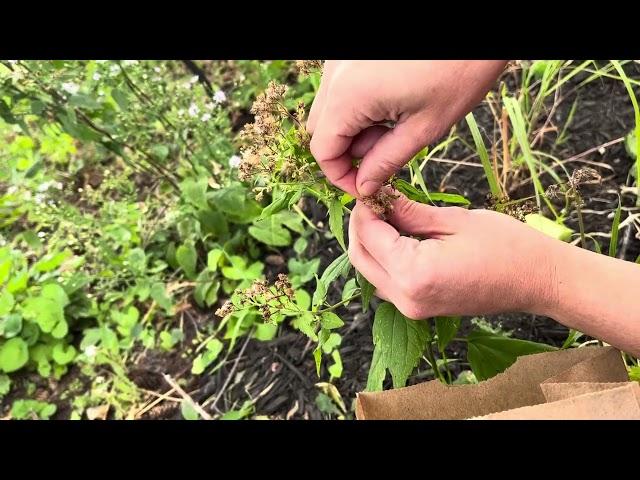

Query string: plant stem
316 293 361 314
575 200 587 249
424 341 446 383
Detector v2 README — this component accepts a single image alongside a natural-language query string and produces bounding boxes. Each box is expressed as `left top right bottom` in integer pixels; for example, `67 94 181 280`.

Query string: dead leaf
86 404 110 420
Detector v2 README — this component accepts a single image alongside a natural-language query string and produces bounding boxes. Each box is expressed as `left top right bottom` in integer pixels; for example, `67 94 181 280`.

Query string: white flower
8 60 17 65
229 155 242 168
177 109 185 117
189 75 199 84
93 72 101 81
84 345 98 358
123 60 139 67
200 113 211 122
109 64 120 74
61 82 80 95
37 181 53 192
213 90 226 104
55 182 63 190
37 231 46 238
7 186 17 195
34 193 45 204
154 67 161 73
188 103 199 117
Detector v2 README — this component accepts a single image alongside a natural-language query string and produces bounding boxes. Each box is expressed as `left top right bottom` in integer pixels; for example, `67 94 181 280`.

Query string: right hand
307 60 507 197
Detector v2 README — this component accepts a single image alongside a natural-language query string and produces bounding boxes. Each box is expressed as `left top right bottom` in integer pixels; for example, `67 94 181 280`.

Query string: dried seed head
295 60 323 76
544 184 562 200
362 189 399 218
570 167 601 189
215 300 235 318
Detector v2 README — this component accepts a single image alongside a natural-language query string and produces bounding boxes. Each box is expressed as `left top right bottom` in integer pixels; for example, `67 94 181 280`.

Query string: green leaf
394 179 470 206
180 178 209 210
328 350 343 379
191 338 223 375
320 312 344 330
176 243 198 279
0 337 29 373
356 271 374 314
111 88 129 110
293 237 308 255
609 198 622 257
150 282 173 313
7 270 28 294
0 373 10 397
313 346 322 376
292 312 317 340
209 185 261 223
35 250 71 273
0 290 15 316
366 346 386 392
466 328 557 381
321 332 342 354
180 400 199 420
52 343 77 365
249 219 291 246
207 248 223 271
21 284 68 335
328 198 346 251
259 189 290 219
341 278 358 303
312 253 351 308
435 316 461 352
253 322 278 341
68 93 100 111
525 213 573 241
0 313 22 338
369 302 430 389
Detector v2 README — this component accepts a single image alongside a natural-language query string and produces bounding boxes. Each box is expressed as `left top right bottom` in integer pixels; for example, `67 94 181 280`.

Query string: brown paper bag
355 346 639 420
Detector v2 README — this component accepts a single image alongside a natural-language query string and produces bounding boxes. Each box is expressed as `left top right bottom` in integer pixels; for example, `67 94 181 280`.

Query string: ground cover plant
0 60 639 419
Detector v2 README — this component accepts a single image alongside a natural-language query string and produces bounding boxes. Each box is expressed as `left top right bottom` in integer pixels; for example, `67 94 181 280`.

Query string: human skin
348 193 640 357
307 60 508 197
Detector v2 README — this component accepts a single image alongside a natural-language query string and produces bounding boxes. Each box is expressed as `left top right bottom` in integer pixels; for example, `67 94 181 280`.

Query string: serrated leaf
369 302 430 389
328 198 346 251
435 316 461 352
466 328 556 381
248 220 291 247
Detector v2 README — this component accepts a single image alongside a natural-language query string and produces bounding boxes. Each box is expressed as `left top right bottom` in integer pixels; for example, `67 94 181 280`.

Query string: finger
355 115 430 197
349 125 388 159
348 207 393 291
351 200 420 272
386 192 460 238
306 61 338 135
310 85 376 197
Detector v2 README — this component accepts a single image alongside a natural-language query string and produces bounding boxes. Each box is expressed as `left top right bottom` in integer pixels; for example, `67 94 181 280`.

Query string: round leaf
0 337 29 373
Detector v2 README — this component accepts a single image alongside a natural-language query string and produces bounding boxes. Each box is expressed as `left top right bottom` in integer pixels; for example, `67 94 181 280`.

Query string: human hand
347 192 560 320
307 60 507 197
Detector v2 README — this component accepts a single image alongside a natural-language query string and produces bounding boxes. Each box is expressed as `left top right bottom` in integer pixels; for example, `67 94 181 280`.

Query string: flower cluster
236 81 316 195
295 60 323 77
215 274 296 324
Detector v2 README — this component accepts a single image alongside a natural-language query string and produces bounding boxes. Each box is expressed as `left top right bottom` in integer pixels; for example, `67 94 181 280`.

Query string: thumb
355 116 430 197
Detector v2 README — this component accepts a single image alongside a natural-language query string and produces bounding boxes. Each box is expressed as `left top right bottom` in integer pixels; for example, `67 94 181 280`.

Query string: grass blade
465 112 501 198
608 197 622 258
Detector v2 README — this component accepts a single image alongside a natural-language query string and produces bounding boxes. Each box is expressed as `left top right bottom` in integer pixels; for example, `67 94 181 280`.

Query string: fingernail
358 180 379 197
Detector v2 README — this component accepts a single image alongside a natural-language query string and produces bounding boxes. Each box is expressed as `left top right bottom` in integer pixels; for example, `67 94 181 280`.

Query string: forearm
536 240 640 356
